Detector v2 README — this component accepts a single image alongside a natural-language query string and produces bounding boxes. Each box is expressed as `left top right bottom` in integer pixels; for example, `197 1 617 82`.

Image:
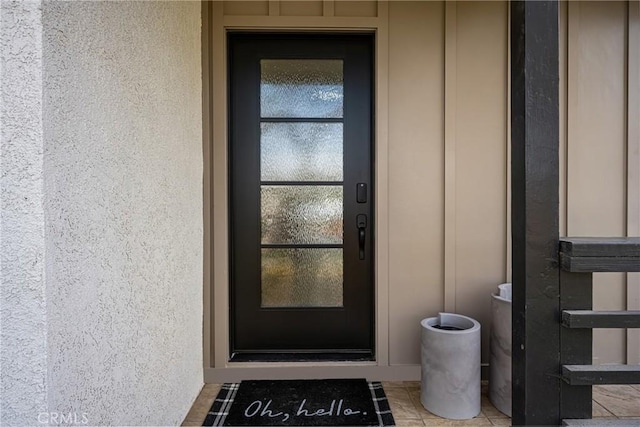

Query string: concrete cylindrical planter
489 283 512 417
420 313 481 420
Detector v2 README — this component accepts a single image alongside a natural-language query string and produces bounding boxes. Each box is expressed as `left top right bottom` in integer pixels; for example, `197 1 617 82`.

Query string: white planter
420 313 481 420
489 283 512 417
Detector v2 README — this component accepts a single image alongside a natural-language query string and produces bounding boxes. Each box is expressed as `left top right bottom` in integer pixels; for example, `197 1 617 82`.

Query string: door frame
227 33 375 357
203 1 402 382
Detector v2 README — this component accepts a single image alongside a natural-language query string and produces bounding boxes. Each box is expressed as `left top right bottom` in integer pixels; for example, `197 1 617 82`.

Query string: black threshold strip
230 351 374 363
261 244 343 249
261 117 343 123
261 181 343 186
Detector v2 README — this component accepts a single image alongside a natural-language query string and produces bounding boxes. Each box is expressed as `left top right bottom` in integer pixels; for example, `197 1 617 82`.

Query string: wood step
563 419 640 426
562 310 640 328
562 365 640 385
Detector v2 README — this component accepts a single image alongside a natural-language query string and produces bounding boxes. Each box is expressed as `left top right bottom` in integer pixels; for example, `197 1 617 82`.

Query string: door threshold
230 351 375 363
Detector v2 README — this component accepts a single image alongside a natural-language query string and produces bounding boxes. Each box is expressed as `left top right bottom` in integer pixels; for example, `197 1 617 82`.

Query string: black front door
229 33 374 359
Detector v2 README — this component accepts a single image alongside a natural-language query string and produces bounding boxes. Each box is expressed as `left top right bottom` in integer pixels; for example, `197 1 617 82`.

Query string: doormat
203 379 395 426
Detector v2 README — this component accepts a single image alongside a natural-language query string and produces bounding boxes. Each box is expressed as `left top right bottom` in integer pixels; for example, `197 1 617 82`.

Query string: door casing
204 1 395 382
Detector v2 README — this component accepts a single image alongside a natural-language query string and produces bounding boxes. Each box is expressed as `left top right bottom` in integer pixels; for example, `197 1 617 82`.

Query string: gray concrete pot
489 283 512 417
420 313 481 420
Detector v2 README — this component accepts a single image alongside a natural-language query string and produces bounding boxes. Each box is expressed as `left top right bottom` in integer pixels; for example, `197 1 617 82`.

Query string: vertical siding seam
444 1 457 313
626 0 640 365
268 1 280 17
323 1 334 17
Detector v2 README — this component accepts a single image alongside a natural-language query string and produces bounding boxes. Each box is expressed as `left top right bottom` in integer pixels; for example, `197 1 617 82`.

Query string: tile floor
182 382 640 426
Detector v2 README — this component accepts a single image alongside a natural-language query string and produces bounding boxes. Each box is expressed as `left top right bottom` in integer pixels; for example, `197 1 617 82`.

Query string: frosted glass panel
261 59 343 118
261 186 343 244
261 122 343 181
261 248 343 307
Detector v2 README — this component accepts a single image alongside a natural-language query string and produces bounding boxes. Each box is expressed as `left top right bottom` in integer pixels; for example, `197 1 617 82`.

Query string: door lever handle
357 214 367 260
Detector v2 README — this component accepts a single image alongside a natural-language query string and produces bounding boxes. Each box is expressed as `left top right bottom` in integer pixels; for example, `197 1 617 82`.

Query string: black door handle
357 214 367 260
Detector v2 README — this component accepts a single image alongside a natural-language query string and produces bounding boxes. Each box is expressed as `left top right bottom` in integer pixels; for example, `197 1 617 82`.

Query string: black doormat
203 379 395 427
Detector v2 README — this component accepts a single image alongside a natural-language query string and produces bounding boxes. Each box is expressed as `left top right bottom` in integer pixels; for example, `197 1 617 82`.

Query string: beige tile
383 381 409 389
418 410 444 421
593 399 616 418
181 415 203 427
593 385 640 417
480 396 508 419
422 417 492 426
181 394 209 425
407 389 423 408
404 381 422 390
181 381 640 427
201 383 222 400
406 388 439 419
385 388 421 420
408 387 493 422
395 419 426 427
481 407 508 419
181 384 221 426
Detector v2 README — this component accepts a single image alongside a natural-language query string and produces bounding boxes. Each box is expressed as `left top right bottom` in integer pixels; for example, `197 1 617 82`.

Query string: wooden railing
558 237 640 426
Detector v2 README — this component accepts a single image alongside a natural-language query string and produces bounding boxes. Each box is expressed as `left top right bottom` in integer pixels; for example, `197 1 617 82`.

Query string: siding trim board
444 1 457 313
627 0 640 365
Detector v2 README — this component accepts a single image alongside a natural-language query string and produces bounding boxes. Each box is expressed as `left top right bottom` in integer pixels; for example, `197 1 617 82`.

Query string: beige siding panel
454 1 508 364
223 1 269 16
388 1 444 365
280 1 323 17
568 1 627 364
334 1 377 17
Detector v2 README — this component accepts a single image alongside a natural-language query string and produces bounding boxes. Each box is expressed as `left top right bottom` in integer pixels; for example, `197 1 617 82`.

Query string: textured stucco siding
0 1 48 425
42 2 203 425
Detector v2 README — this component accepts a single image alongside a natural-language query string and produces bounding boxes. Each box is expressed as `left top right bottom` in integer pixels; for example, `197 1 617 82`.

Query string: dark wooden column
510 1 560 425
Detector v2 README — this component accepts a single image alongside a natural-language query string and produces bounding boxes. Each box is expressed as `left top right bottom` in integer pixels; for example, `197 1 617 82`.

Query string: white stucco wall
0 1 48 425
42 2 203 425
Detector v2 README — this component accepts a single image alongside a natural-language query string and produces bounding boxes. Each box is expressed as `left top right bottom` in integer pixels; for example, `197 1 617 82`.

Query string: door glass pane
261 59 343 118
261 122 343 181
261 248 343 307
261 186 343 244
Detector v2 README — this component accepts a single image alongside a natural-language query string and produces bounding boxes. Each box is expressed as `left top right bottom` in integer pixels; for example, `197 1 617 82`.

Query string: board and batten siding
388 0 508 366
561 1 640 365
206 1 640 380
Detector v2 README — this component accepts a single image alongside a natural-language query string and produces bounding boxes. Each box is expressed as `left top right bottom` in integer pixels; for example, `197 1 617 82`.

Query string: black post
559 270 593 419
511 1 560 426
